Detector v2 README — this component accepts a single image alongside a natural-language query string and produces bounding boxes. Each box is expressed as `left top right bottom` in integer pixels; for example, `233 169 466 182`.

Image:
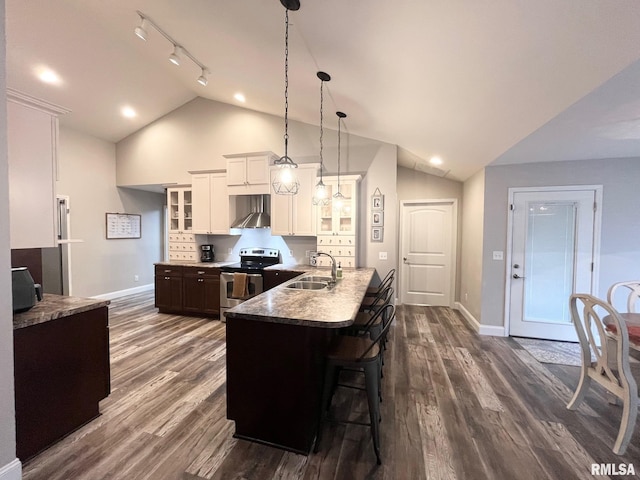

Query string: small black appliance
12 267 43 313
200 244 215 262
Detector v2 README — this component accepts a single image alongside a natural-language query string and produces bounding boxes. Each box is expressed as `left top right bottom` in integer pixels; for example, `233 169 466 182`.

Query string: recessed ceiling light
234 93 246 103
429 156 443 166
35 67 62 86
121 106 137 118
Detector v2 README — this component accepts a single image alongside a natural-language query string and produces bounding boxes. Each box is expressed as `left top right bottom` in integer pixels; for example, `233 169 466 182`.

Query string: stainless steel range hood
231 195 271 228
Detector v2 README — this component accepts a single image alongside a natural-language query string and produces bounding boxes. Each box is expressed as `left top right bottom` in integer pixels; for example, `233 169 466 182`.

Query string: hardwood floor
22 294 640 479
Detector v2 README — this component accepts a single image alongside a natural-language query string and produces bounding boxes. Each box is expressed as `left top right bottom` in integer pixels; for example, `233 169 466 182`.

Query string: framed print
371 227 383 242
371 194 384 210
372 211 384 227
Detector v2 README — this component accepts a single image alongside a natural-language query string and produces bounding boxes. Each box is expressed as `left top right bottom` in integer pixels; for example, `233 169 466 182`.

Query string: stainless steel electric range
219 247 280 318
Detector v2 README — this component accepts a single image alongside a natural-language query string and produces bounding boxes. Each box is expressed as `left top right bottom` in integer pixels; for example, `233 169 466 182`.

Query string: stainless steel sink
298 276 333 283
285 281 328 290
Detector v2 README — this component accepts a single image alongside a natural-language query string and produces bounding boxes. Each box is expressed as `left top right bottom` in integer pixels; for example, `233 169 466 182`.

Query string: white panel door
400 201 455 306
508 189 597 341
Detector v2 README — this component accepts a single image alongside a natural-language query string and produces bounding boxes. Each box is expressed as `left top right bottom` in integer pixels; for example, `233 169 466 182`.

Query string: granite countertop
264 263 310 272
224 267 375 328
13 294 110 330
154 261 232 268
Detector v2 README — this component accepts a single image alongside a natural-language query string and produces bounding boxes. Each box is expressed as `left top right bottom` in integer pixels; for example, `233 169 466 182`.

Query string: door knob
512 274 524 279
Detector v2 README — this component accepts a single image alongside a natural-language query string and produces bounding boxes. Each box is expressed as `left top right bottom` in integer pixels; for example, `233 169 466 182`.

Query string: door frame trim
399 198 458 306
504 185 603 337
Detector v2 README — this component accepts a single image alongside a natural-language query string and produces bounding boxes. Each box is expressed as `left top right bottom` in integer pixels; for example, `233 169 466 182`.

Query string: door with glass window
508 189 599 341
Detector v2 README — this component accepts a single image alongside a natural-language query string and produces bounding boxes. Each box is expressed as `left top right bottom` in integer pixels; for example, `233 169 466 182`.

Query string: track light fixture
168 45 182 66
197 68 209 86
134 11 210 87
134 16 149 41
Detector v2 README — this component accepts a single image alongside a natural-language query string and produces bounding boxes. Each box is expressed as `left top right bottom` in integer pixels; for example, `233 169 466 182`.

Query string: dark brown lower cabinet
154 264 221 317
183 267 221 316
13 306 110 461
226 316 332 454
155 265 183 312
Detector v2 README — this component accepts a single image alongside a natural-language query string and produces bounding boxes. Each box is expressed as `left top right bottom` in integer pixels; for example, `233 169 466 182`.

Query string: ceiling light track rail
135 10 210 86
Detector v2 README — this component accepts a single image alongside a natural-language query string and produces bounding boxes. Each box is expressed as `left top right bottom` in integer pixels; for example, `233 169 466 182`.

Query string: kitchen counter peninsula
13 294 111 460
224 267 375 454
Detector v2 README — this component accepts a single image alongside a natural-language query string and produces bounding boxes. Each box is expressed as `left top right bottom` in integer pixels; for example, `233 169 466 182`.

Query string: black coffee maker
200 244 215 262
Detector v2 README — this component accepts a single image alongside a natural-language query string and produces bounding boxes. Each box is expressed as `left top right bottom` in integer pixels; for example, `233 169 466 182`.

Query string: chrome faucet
316 252 337 284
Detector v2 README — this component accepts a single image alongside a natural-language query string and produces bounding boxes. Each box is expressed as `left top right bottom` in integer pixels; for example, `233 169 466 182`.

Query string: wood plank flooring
22 295 640 479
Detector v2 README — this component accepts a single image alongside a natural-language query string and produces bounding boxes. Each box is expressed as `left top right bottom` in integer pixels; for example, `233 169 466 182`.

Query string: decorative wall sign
370 187 384 243
106 213 141 239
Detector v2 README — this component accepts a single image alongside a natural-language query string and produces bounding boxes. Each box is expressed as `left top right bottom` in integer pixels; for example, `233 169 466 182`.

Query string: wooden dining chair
567 293 638 455
607 281 640 315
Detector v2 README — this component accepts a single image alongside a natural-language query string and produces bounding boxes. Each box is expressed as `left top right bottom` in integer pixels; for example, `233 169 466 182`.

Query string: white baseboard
0 459 21 480
454 302 506 337
92 283 154 301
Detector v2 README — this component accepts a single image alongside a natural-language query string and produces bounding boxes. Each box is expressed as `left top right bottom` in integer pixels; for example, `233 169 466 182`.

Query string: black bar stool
315 304 396 465
365 269 395 297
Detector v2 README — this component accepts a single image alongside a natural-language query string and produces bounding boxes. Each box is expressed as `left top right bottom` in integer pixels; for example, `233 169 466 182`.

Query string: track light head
134 17 149 41
197 68 209 86
168 45 182 66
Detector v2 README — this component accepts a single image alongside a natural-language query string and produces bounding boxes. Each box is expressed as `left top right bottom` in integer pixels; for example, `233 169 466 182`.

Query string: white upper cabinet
224 151 276 195
190 171 234 234
316 175 361 236
315 174 361 268
8 90 69 249
270 163 319 236
167 186 192 234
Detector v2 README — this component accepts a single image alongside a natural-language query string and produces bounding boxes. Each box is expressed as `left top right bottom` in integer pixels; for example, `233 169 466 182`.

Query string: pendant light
332 111 347 211
272 6 300 195
313 71 331 205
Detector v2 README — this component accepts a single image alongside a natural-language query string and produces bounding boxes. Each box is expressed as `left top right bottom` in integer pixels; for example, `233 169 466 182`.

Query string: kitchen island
224 267 375 454
13 294 110 460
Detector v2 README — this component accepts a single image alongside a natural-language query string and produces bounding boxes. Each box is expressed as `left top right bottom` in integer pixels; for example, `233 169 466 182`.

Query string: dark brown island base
224 267 375 454
13 294 111 461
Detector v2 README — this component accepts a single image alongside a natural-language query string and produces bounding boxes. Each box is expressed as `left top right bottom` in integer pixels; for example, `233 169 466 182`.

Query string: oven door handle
221 272 263 279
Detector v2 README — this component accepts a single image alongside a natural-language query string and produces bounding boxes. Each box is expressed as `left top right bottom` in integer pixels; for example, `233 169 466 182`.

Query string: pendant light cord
337 113 341 193
319 79 324 181
283 9 290 159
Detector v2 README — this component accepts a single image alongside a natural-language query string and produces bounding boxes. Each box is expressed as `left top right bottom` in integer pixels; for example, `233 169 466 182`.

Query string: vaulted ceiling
7 1 640 181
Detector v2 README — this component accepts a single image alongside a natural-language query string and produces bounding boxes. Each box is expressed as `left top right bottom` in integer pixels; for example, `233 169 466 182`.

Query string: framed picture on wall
372 211 384 227
371 194 384 210
371 227 383 242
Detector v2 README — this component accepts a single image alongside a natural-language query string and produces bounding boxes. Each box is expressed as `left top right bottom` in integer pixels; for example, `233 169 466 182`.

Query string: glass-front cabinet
167 186 193 233
316 175 361 268
317 180 357 235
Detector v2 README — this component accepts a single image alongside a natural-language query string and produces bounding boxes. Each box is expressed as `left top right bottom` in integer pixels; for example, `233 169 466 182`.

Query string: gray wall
460 168 485 322
57 127 164 297
116 96 387 188
396 166 464 300
480 157 640 328
0 0 19 472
